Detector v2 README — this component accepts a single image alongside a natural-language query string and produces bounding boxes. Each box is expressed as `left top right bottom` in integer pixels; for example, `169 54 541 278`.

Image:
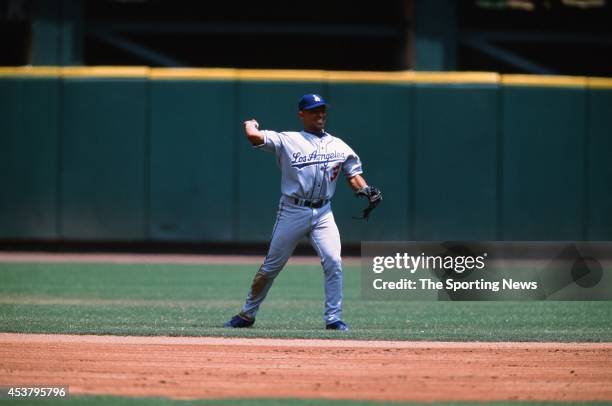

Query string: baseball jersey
256 130 363 201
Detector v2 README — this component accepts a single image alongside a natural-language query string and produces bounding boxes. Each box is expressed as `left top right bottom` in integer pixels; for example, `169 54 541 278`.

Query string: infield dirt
1 333 611 402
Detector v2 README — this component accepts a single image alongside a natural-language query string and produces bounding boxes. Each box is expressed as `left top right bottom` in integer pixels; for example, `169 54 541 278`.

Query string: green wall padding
149 80 236 241
60 78 148 240
587 88 612 240
0 78 60 239
501 86 586 240
414 84 498 240
327 83 413 242
2 74 611 243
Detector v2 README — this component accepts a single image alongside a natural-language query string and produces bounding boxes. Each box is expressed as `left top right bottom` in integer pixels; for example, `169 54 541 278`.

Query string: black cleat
224 314 255 328
326 320 349 331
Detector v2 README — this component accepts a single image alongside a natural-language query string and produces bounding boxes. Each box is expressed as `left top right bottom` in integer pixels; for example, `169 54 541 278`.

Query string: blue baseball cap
298 93 328 111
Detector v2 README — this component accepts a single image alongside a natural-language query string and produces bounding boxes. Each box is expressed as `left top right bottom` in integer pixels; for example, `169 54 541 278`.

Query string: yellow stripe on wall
0 66 62 77
325 70 413 83
0 66 611 88
238 69 326 82
0 66 149 78
502 74 587 88
149 68 237 80
587 77 612 89
412 71 500 84
61 66 150 78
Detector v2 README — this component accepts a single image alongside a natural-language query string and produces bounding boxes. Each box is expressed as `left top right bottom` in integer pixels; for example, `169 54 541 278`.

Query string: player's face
299 106 327 133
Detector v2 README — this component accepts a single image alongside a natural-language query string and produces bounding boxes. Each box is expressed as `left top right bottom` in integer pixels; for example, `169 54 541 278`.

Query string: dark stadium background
2 0 611 76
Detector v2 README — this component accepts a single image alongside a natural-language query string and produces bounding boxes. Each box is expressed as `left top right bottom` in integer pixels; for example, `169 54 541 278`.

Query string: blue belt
292 197 330 208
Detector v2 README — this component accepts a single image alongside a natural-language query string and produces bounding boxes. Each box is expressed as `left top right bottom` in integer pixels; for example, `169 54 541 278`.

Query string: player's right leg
308 206 347 330
225 198 310 327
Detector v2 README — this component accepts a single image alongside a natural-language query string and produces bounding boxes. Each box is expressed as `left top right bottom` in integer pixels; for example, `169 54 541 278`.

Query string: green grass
1 262 611 341
1 397 610 406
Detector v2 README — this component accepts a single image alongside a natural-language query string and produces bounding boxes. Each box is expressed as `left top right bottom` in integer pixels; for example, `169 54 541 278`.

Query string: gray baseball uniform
239 129 362 324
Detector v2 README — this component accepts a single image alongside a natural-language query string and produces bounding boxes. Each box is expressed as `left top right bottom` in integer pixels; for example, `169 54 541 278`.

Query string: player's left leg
309 204 345 327
225 198 310 328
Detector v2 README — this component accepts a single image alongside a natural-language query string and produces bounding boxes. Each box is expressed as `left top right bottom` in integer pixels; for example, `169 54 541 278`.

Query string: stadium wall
1 67 611 243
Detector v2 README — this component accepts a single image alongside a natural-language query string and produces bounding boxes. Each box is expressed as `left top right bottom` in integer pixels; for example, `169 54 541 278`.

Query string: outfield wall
1 67 611 243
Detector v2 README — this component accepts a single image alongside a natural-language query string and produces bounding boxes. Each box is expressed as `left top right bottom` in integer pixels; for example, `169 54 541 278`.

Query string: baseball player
224 93 381 331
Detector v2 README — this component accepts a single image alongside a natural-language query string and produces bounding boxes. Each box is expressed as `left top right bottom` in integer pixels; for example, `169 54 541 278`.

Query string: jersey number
330 164 341 181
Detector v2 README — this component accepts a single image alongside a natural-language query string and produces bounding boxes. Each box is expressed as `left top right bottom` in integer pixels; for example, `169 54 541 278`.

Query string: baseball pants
240 196 343 324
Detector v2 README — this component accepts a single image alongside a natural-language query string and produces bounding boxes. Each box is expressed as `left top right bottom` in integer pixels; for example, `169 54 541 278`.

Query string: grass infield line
5 398 612 406
0 252 360 266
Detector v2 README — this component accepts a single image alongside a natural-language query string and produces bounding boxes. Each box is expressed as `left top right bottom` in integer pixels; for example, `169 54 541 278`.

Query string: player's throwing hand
244 119 259 129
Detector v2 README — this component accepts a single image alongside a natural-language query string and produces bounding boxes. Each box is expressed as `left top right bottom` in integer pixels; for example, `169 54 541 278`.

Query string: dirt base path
1 334 611 402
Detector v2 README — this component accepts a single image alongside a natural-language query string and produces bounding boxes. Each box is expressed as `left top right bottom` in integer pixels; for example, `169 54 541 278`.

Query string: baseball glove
353 186 382 221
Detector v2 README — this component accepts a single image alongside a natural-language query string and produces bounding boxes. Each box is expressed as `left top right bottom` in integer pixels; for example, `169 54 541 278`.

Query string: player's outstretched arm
348 174 368 192
349 174 382 221
244 119 264 146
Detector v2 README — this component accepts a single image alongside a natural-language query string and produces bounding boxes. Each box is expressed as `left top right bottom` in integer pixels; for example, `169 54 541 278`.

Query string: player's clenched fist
244 119 259 129
243 119 264 146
